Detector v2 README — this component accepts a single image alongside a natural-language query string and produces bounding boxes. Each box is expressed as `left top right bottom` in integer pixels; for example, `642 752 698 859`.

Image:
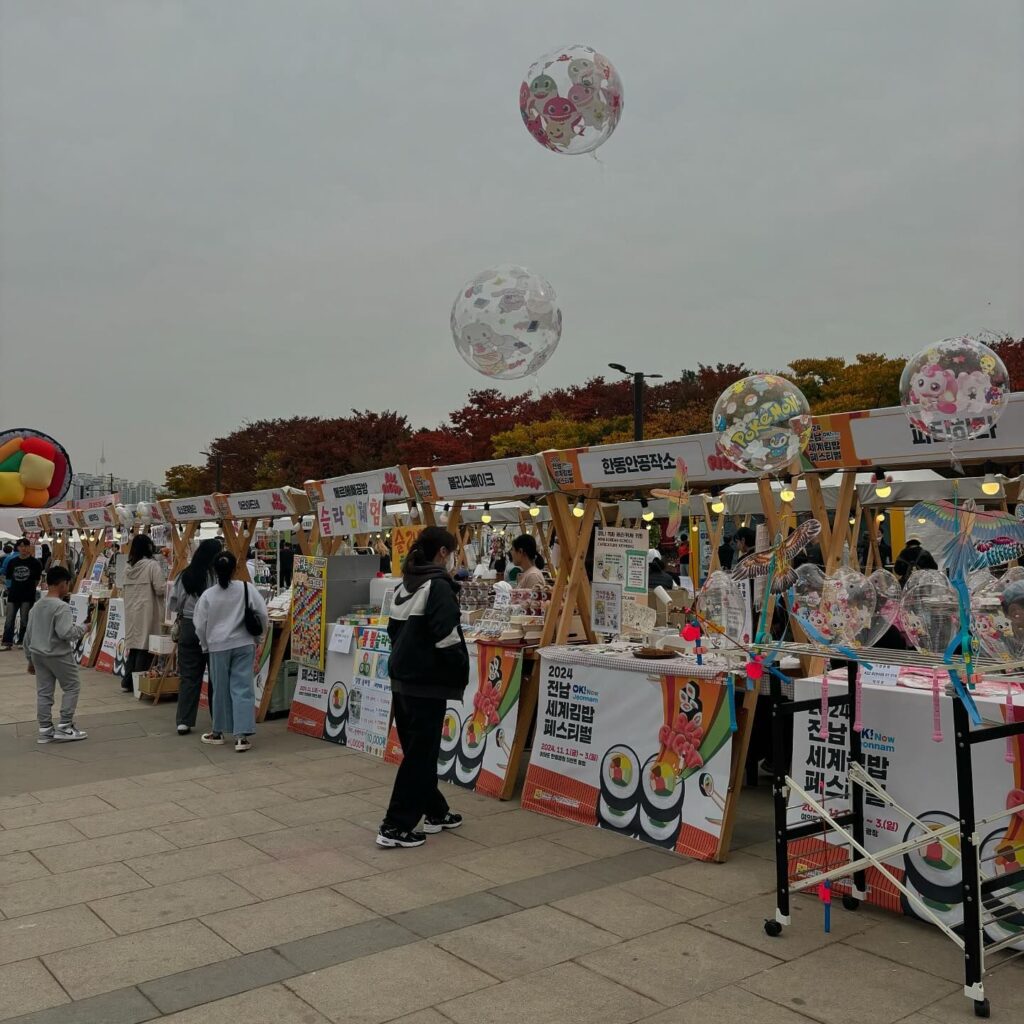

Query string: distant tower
99 442 106 470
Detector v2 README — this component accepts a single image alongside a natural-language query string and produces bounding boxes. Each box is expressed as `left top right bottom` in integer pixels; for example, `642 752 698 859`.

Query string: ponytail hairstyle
213 550 237 589
404 526 457 572
511 533 545 570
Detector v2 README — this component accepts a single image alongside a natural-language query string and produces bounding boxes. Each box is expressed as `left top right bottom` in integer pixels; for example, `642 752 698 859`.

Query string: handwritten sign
391 525 424 576
328 624 355 655
860 662 901 688
318 493 384 538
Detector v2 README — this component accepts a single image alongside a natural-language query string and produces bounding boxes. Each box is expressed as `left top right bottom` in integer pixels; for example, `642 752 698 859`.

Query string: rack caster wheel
763 919 783 937
842 895 860 911
973 998 990 1018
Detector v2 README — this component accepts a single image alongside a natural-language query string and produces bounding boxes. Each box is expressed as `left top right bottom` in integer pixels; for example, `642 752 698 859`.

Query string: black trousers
383 692 450 832
175 619 208 728
122 648 153 690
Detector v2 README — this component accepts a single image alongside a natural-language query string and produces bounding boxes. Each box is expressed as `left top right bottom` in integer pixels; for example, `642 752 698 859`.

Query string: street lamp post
199 451 239 492
608 363 663 441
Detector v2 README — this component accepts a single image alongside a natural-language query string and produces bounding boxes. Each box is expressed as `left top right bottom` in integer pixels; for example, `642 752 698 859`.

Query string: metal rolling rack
758 643 1024 1019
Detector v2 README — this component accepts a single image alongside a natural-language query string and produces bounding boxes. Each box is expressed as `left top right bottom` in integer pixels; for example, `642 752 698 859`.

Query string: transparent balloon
969 567 1024 664
520 45 623 156
819 567 901 647
450 265 562 380
696 570 747 655
900 333 1011 443
900 570 961 656
786 563 835 643
712 374 812 475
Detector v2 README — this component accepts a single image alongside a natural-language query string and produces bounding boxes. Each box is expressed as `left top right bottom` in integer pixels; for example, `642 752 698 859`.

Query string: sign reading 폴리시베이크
522 656 734 861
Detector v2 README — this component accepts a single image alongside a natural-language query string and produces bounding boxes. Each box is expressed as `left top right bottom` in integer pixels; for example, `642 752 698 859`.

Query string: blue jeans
208 645 256 737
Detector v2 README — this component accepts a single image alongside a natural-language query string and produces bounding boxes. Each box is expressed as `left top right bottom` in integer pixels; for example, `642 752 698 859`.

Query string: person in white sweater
193 550 269 752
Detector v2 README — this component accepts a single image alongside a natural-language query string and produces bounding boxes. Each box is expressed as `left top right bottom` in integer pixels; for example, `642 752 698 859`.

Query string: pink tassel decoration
853 667 863 733
819 673 829 740
932 673 943 743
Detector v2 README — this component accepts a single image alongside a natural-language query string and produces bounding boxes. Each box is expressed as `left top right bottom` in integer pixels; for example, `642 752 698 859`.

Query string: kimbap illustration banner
788 676 1024 948
94 598 126 675
287 626 392 758
385 644 524 798
522 655 733 861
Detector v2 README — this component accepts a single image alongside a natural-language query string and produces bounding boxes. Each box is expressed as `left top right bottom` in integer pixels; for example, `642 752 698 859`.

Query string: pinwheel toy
731 518 822 593
650 457 690 539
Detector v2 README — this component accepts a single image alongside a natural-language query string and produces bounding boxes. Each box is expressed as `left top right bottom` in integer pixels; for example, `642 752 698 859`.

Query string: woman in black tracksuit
378 527 469 848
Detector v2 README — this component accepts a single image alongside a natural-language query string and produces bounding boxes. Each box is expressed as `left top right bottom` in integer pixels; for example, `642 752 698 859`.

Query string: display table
521 644 758 862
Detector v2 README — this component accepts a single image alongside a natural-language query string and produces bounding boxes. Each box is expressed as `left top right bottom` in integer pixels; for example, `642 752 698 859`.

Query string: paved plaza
0 656 1021 1023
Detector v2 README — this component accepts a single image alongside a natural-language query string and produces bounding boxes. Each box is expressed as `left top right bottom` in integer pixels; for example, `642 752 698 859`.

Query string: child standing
25 567 90 743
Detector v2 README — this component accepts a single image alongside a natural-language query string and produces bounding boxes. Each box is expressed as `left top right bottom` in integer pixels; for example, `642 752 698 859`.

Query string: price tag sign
328 624 354 655
860 662 900 688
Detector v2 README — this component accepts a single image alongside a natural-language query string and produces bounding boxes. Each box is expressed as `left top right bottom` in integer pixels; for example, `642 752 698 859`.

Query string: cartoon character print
567 83 607 127
910 364 958 415
529 73 558 114
956 370 992 416
542 96 582 149
567 57 598 87
763 428 794 463
457 322 529 377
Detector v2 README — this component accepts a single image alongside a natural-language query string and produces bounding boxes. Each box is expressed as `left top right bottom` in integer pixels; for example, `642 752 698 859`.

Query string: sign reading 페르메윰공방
522 653 734 861
306 466 408 506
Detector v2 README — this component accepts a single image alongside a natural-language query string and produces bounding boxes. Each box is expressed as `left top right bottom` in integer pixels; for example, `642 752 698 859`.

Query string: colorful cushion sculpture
0 430 72 507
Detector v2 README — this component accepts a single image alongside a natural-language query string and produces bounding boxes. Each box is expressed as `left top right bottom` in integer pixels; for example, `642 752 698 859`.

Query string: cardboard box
137 673 179 699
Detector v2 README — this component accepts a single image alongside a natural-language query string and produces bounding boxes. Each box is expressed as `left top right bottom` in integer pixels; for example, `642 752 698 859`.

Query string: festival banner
79 505 116 529
522 657 734 861
318 493 384 538
788 677 1024 949
167 495 220 523
390 525 424 577
384 643 524 798
306 466 408 506
291 555 329 669
68 594 97 667
411 456 550 503
94 598 126 675
220 488 293 519
48 510 76 530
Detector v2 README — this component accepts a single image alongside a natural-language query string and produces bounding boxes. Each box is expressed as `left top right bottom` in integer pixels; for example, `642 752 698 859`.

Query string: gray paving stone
0 821 85 857
151 809 284 848
154 982 331 1023
33 830 176 873
139 948 297 1014
390 891 519 938
334 860 489 916
438 961 658 1024
446 836 593 884
552 882 684 938
0 862 149 918
486 862 608 908
4 987 158 1024
0 904 113 965
125 838 271 884
0 795 114 830
584 846 686 884
641 985 820 1023
0 959 69 1020
0 851 49 884
71 802 196 839
275 917 418 973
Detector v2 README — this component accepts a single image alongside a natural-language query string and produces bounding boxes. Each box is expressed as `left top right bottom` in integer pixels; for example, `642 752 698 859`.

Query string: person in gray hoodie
25 566 90 743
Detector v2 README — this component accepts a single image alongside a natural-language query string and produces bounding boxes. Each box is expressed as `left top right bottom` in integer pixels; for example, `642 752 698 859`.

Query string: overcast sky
1 1 1021 482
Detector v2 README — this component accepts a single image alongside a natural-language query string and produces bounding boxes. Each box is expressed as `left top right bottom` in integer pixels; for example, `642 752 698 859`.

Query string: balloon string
819 671 829 740
932 672 943 743
727 674 737 733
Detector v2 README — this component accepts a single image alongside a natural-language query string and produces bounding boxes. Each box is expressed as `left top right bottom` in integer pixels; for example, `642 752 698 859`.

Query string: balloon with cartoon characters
0 429 73 508
900 334 1010 443
712 374 812 475
520 45 623 156
451 265 562 380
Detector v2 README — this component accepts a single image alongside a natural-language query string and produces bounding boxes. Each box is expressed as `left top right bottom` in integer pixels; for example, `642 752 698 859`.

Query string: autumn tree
789 353 903 414
491 415 631 458
161 464 211 498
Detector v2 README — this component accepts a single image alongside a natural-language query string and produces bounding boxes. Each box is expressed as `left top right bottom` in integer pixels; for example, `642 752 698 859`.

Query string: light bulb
481 502 491 525
917 516 927 525
875 483 892 499
873 466 891 499
572 498 585 519
639 496 654 523
876 513 885 523
780 485 796 503
690 522 698 533
529 500 540 517
711 498 725 514
981 473 1001 496
849 516 856 526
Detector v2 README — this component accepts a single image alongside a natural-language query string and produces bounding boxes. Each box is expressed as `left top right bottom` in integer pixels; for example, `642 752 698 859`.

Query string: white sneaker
234 736 251 753
53 723 87 742
201 732 224 745
176 724 191 735
38 726 55 744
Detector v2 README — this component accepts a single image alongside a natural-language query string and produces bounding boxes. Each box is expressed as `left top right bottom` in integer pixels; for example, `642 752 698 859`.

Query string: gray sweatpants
33 653 81 728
